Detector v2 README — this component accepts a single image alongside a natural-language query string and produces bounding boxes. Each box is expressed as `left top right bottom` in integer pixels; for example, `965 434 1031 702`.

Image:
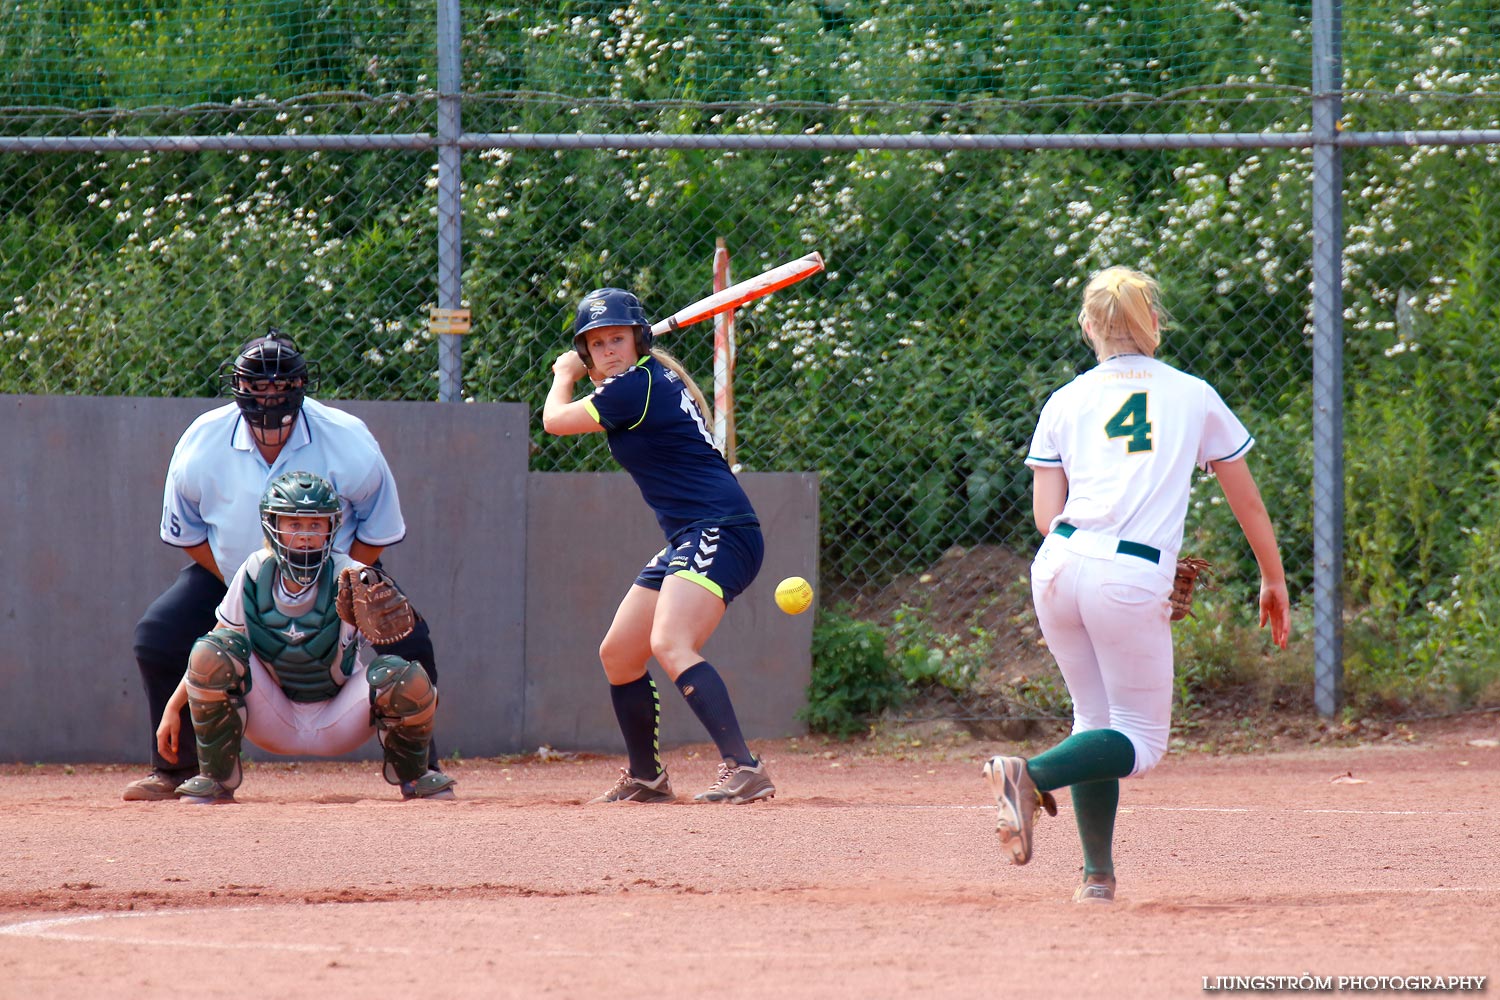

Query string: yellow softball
774 576 814 615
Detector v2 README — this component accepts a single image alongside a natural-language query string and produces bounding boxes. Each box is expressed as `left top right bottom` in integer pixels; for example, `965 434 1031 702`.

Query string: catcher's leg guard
183 628 251 791
367 655 437 785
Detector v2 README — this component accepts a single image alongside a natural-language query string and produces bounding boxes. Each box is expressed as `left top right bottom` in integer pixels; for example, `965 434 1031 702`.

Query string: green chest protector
243 559 358 703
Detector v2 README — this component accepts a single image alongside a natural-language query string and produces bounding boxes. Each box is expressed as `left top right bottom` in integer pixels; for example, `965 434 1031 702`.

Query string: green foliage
1172 599 1314 714
7 1 1494 114
801 608 905 737
0 145 437 398
802 604 1065 736
0 1 434 106
1342 465 1500 715
887 606 990 693
1325 149 1500 712
3 2 1500 715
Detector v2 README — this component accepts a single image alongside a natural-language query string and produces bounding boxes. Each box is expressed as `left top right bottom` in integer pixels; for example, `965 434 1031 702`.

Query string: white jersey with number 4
1025 354 1253 560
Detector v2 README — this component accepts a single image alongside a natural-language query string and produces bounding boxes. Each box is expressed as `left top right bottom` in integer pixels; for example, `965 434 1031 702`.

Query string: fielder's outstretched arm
1212 457 1291 649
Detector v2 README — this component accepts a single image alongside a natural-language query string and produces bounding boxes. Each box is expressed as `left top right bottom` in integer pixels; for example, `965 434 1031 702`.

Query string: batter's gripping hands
1169 556 1212 622
336 566 416 644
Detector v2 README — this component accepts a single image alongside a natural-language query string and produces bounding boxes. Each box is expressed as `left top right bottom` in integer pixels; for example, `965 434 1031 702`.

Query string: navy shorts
634 524 764 604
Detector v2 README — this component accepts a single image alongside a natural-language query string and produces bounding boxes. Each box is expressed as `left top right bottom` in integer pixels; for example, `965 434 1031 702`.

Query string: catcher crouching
155 471 456 802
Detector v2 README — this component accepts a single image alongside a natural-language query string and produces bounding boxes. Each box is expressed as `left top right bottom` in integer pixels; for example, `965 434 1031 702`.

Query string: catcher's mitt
1169 556 1213 622
336 565 416 644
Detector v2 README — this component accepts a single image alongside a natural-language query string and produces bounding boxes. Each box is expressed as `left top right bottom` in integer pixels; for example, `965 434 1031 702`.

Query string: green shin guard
368 655 437 786
377 719 434 785
188 695 246 788
185 629 251 791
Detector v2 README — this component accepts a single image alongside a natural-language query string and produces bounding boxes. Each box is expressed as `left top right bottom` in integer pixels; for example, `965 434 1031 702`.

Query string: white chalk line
0 907 412 955
896 804 1486 817
2 884 1492 961
0 906 846 960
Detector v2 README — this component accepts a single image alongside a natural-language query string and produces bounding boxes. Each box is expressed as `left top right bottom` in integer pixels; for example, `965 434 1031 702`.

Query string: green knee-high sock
1025 729 1135 793
1070 778 1120 878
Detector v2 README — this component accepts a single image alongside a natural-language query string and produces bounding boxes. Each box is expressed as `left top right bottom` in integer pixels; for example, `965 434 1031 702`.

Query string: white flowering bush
4 0 1500 709
0 140 438 395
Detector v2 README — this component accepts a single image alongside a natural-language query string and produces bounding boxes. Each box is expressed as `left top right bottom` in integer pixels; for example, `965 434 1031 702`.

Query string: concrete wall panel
522 472 817 753
0 395 530 762
0 395 815 764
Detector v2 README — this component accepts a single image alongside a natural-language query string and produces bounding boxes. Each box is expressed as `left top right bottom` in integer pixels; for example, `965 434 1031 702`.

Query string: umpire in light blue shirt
123 331 441 800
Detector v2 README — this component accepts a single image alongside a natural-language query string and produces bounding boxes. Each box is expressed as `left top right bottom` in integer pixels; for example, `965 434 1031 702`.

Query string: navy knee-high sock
675 661 755 767
608 674 664 780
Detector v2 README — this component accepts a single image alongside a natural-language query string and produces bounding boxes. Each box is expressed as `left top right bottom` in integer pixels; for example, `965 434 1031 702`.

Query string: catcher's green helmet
259 471 343 586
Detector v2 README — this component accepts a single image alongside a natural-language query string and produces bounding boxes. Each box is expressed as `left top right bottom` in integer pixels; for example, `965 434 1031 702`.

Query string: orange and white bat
651 251 824 337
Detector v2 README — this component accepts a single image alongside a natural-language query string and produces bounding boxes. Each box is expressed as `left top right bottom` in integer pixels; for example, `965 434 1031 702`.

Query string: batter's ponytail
649 347 712 423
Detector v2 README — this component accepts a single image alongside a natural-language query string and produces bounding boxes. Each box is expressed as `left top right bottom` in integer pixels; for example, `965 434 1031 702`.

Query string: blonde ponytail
649 347 711 422
1078 266 1166 358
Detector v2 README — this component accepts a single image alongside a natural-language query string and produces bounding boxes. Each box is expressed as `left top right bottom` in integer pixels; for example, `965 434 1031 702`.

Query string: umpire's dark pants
133 562 441 778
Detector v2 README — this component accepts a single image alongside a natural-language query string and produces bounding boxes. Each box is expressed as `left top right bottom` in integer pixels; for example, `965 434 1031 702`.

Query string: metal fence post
435 0 465 403
1311 0 1345 717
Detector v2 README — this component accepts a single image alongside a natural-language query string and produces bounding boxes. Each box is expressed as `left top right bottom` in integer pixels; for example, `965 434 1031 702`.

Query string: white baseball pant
242 655 374 757
1030 527 1176 777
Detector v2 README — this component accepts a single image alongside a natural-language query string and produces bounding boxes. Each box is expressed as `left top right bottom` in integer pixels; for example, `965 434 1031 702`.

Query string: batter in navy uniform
543 287 774 805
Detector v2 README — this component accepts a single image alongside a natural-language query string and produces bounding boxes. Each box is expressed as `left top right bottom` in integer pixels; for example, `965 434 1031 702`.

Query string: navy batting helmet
572 288 653 368
220 330 320 434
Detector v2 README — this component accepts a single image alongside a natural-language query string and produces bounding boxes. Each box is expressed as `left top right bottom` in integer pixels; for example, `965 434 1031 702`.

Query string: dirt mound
831 544 1063 739
836 543 1054 682
826 543 1489 753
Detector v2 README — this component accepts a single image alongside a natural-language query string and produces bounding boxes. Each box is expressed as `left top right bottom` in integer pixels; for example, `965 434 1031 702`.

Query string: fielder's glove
336 565 416 644
1169 556 1213 622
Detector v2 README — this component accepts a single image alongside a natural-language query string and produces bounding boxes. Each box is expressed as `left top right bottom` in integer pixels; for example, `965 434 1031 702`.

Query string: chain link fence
5 2 1500 727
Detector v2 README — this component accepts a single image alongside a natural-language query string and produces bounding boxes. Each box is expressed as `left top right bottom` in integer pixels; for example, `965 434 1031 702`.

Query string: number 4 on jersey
1105 391 1153 453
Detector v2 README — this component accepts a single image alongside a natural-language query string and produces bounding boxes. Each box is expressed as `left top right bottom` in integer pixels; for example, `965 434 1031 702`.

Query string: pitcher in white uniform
984 266 1290 904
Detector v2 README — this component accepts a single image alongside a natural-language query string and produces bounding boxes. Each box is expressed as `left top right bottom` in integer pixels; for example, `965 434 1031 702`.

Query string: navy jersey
585 355 759 539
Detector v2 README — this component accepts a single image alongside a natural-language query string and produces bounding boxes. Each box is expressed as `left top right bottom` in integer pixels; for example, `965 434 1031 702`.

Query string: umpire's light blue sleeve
338 431 407 549
302 400 408 551
160 432 208 549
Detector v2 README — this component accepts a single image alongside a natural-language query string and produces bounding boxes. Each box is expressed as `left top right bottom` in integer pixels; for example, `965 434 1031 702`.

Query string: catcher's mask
259 471 343 587
572 288 653 369
221 330 320 438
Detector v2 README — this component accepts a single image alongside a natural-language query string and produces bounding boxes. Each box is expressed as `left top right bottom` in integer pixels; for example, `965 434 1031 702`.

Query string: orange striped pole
712 237 738 470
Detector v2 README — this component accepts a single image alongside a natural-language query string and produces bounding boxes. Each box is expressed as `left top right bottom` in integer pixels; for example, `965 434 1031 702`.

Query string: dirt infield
2 722 1496 1000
